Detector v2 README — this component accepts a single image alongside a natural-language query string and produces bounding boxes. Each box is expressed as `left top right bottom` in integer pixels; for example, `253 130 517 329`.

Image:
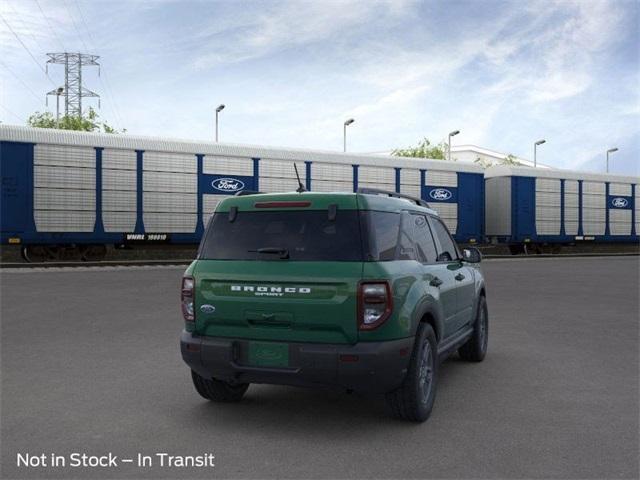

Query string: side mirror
463 247 482 263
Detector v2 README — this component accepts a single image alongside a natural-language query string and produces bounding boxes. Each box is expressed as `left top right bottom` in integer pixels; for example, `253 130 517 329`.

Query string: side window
413 214 438 263
396 212 416 260
366 211 400 261
428 216 458 262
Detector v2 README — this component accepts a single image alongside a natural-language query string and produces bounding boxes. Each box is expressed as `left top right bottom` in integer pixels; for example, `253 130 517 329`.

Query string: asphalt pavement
1 257 638 479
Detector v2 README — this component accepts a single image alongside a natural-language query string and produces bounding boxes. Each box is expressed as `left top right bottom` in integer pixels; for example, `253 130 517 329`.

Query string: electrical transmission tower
46 53 100 117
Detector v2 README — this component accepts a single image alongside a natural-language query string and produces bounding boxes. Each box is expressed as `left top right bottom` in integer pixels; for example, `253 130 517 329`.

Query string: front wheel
385 324 438 422
458 295 488 362
191 370 249 402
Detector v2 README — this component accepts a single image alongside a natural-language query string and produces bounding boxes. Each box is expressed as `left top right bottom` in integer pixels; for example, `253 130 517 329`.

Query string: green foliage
27 107 124 133
474 153 523 169
392 137 448 160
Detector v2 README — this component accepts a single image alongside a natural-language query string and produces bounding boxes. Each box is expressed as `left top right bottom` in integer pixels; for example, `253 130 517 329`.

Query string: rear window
199 210 363 261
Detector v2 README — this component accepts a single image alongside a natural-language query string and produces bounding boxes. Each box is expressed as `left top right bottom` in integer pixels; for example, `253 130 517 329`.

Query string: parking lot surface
1 257 638 479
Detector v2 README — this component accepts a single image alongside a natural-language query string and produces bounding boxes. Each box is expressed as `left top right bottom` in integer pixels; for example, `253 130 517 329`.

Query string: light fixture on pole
55 87 64 127
215 104 225 142
447 130 460 162
533 139 546 168
343 118 355 152
606 148 618 173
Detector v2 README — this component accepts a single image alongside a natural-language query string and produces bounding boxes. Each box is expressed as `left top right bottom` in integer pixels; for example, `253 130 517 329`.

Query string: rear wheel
191 370 249 402
385 324 438 422
458 295 488 362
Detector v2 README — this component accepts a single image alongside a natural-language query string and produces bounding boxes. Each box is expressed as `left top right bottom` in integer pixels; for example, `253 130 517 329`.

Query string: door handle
455 273 465 281
429 277 443 287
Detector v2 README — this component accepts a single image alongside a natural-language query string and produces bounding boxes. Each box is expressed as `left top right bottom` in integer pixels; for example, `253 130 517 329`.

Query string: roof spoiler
357 187 431 209
234 190 263 196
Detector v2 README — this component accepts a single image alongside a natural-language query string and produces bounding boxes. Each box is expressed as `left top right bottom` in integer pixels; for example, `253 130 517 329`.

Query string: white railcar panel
582 194 605 209
537 221 561 235
536 191 561 207
432 203 457 234
34 210 95 232
35 165 95 190
34 188 95 211
260 159 307 181
400 183 421 198
582 222 605 235
564 180 579 193
425 170 457 187
565 221 579 236
310 180 353 193
103 169 136 191
359 181 395 192
143 171 197 193
582 181 605 195
204 156 253 176
259 177 304 193
144 192 197 213
102 149 136 170
358 166 395 184
102 190 136 211
103 211 136 232
400 168 420 186
203 194 232 215
311 162 352 182
34 144 94 168
143 151 196 173
143 213 197 233
536 178 561 193
564 192 579 208
609 209 632 235
609 183 631 196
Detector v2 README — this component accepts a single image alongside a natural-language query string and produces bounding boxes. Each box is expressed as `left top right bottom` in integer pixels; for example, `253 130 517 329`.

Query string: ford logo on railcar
611 197 629 208
211 178 245 192
429 188 452 201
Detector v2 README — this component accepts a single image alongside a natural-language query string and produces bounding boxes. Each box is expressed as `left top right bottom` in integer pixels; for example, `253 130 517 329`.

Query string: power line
0 12 56 87
6 0 50 57
0 103 24 122
0 59 44 103
71 0 125 129
62 0 90 52
34 0 67 52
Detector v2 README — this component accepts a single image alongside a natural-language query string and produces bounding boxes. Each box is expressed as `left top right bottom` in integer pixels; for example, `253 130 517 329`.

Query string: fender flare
411 300 445 342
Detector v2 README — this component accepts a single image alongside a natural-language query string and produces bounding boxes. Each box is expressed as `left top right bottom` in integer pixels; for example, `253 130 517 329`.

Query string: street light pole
606 147 618 173
448 130 460 162
343 118 354 152
55 87 64 127
215 104 225 142
533 139 546 168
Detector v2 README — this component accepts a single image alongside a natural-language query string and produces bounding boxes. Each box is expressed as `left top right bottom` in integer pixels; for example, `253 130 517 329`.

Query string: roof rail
357 187 431 209
234 190 263 196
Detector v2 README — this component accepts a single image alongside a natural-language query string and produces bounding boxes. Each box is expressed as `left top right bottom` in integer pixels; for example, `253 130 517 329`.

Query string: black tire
385 324 438 422
191 370 249 402
458 295 488 362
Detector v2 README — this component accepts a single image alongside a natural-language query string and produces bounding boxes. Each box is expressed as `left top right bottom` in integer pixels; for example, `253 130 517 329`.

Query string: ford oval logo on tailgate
211 178 245 192
611 197 629 208
200 304 216 314
429 188 452 201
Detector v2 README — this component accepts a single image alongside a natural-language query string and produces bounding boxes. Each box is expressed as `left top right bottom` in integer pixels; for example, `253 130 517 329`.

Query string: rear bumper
180 331 414 394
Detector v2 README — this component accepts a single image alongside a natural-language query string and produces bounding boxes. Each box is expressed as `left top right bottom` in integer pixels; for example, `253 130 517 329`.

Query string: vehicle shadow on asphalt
181 356 471 433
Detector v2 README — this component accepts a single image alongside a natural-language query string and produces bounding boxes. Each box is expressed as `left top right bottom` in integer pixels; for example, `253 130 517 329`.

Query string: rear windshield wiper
248 247 290 259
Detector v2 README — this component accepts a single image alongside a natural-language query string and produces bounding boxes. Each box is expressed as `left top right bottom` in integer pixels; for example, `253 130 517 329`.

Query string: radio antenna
294 163 306 193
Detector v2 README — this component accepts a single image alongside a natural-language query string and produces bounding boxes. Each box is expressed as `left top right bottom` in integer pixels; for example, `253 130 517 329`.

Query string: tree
474 153 523 169
27 107 125 133
392 137 448 160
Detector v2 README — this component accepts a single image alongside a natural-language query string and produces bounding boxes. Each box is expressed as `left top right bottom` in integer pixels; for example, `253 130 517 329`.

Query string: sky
0 0 638 175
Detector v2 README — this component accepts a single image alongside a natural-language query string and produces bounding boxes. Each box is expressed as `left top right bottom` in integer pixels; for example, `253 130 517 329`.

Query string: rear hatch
193 195 363 344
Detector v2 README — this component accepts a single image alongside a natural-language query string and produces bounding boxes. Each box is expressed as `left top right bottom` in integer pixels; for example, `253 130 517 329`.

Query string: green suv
180 189 488 422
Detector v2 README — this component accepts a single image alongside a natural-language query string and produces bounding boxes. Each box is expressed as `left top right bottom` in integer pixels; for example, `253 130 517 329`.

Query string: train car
485 165 639 252
0 125 485 261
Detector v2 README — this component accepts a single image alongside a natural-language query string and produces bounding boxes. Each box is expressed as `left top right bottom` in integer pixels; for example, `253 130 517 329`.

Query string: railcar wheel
80 244 107 261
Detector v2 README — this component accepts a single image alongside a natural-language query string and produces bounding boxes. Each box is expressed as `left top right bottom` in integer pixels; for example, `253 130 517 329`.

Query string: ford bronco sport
180 189 488 422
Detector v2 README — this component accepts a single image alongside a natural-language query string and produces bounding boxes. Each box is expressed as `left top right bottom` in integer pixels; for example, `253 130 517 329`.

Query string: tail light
181 276 195 322
358 281 393 330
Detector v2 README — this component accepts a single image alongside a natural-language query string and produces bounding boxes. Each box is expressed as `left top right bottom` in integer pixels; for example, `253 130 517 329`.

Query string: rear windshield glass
199 210 363 261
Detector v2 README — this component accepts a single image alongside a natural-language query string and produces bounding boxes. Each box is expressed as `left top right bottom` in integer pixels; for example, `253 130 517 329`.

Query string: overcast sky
1 0 638 175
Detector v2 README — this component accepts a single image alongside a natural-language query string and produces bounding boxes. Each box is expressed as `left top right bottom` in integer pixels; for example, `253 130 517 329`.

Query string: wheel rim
418 340 434 404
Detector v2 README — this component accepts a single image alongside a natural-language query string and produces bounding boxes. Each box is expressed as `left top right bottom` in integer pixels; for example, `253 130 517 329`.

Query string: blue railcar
485 165 639 252
1 125 485 260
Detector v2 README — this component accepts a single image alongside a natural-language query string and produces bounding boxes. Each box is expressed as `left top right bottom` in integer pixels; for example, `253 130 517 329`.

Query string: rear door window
413 214 438 263
428 216 458 262
199 210 363 261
